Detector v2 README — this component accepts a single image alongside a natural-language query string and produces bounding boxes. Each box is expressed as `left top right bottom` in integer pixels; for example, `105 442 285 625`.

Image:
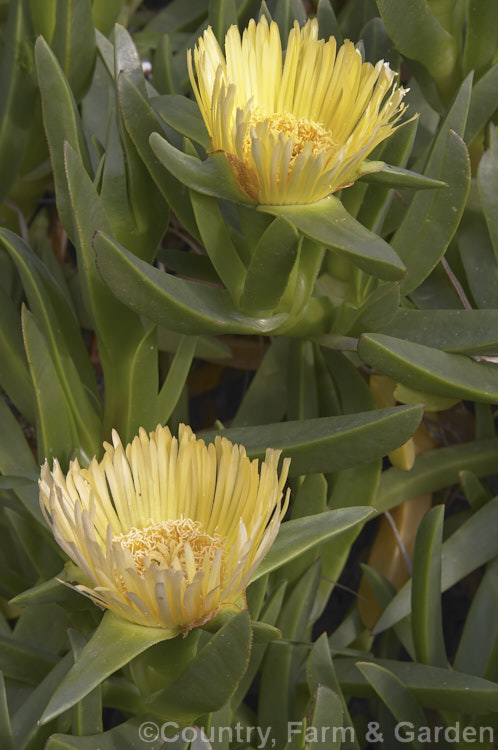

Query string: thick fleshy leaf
0 673 13 750
0 0 37 204
462 0 498 78
411 506 447 668
357 119 418 233
22 308 78 465
259 564 321 748
466 63 498 143
41 612 177 723
381 308 498 355
46 717 171 750
94 230 286 335
190 190 246 301
253 506 374 582
240 217 300 315
157 335 197 425
0 397 41 522
374 497 498 633
232 338 290 428
358 333 498 404
150 132 254 204
259 197 406 281
454 557 498 677
11 653 73 750
117 73 200 239
335 657 498 714
50 0 96 101
459 212 498 309
359 163 447 190
356 662 440 744
146 611 251 723
377 437 498 514
478 128 498 262
204 404 423 477
152 95 210 148
35 36 93 240
0 286 35 422
306 634 359 749
376 0 457 84
0 228 100 428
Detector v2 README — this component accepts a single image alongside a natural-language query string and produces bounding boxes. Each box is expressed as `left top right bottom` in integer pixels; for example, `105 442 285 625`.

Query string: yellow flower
40 424 290 634
188 17 409 205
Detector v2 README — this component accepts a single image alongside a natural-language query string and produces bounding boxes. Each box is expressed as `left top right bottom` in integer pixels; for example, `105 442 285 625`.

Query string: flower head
188 17 409 205
40 424 290 633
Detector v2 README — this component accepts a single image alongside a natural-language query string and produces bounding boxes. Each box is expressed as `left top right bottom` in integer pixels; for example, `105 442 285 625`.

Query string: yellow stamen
114 517 225 581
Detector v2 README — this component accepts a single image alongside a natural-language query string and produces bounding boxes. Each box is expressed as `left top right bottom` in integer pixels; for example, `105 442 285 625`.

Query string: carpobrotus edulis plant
39 424 290 635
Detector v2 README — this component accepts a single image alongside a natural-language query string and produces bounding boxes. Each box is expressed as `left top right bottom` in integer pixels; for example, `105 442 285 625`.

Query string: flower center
114 518 225 579
243 110 336 163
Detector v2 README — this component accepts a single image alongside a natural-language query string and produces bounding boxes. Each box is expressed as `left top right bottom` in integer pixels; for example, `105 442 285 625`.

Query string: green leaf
150 131 254 204
0 634 57 684
355 663 433 749
465 63 498 143
376 0 457 85
316 0 343 43
0 228 98 388
123 326 159 442
231 338 290 427
259 564 321 748
11 653 73 750
22 307 78 465
253 507 373 582
357 119 418 233
307 634 359 750
335 657 498 714
397 131 469 295
208 0 237 43
190 190 247 301
113 24 146 96
92 0 124 36
146 611 251 724
46 716 171 750
117 73 200 239
0 286 35 422
204 404 423 477
93 230 287 335
307 686 344 750
0 396 41 521
68 630 103 736
156 336 195 426
259 196 406 281
0 673 13 750
381 308 498 355
478 128 498 262
41 611 177 723
35 35 93 240
0 0 37 203
377 437 498 513
273 0 307 36
374 497 498 633
51 0 96 101
459 212 498 309
454 557 498 677
392 73 473 293
152 94 210 148
411 506 447 668
359 163 447 190
240 217 301 315
358 333 498 404
462 0 498 78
